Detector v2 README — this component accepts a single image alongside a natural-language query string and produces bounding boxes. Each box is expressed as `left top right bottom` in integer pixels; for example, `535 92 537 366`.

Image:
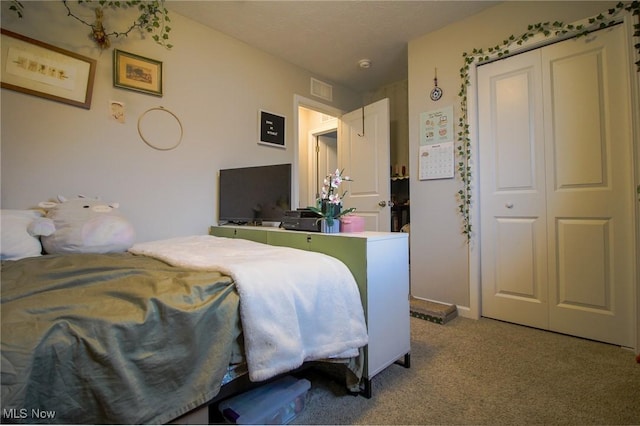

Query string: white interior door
541 26 634 346
478 49 549 329
479 24 635 347
338 98 391 232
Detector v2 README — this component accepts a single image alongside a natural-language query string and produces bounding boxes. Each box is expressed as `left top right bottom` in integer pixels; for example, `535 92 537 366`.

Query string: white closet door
479 24 635 347
541 25 634 346
478 49 549 330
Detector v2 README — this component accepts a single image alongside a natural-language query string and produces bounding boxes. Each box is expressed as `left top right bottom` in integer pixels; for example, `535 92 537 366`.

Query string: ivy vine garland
456 1 640 241
9 0 172 49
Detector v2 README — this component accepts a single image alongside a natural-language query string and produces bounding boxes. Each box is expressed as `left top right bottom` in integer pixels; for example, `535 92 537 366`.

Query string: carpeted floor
291 316 640 425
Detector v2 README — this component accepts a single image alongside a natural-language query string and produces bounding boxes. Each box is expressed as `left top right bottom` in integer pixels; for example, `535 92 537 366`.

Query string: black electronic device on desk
281 209 321 232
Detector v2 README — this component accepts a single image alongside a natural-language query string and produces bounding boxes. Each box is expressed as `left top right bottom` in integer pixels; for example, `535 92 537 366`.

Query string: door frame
307 121 338 208
467 13 640 350
293 94 343 211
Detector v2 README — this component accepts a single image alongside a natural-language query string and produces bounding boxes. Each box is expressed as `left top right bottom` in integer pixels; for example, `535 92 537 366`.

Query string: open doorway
294 95 392 231
312 131 337 200
294 95 341 210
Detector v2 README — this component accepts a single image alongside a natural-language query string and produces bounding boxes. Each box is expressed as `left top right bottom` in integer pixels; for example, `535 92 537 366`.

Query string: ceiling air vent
310 78 333 102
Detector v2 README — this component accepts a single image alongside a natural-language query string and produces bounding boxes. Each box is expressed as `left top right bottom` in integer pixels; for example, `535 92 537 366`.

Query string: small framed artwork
113 49 162 97
0 28 96 109
259 109 286 148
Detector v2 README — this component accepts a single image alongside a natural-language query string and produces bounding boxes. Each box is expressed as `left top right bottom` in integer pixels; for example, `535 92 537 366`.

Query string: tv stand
209 225 411 397
219 220 282 228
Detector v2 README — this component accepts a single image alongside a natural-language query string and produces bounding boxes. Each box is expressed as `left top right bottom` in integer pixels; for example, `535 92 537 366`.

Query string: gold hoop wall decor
137 106 183 151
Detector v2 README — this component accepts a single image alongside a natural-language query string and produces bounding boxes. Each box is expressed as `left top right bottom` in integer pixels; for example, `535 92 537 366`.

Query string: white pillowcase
1 210 51 260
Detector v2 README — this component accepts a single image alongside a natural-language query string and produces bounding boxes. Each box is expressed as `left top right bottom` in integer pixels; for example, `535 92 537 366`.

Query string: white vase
320 219 340 233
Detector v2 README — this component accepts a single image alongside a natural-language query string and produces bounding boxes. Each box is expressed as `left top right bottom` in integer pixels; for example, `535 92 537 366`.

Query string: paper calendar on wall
419 143 454 179
419 106 455 180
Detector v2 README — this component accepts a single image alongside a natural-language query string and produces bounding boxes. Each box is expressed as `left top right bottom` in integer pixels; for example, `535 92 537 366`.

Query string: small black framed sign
259 109 285 148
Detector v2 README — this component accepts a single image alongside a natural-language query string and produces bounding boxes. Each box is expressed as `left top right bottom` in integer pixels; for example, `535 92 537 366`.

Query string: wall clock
430 68 443 101
430 86 443 101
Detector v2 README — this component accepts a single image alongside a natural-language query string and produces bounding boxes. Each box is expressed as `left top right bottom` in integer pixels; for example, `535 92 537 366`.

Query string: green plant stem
10 0 172 49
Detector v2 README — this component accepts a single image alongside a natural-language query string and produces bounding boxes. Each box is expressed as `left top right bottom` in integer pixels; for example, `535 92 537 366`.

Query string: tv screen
218 163 292 224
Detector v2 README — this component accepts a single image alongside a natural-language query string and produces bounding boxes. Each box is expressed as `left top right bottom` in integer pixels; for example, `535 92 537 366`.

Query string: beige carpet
291 316 640 425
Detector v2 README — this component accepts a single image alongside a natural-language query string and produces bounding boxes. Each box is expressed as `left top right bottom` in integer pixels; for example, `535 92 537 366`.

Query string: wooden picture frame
0 28 96 109
113 49 162 97
258 109 286 148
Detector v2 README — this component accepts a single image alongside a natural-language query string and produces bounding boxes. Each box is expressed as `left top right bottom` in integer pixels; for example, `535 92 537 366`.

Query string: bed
1 235 368 424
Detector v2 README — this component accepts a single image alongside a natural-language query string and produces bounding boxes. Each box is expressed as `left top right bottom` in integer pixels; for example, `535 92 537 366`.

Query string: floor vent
310 78 333 102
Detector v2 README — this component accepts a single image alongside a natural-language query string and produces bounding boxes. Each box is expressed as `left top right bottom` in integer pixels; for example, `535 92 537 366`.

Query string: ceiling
167 1 499 93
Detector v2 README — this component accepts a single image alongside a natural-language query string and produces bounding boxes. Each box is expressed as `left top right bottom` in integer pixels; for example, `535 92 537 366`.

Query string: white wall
0 2 361 243
407 1 622 310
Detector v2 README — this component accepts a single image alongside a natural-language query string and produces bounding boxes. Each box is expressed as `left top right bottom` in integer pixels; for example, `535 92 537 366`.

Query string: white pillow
0 210 53 260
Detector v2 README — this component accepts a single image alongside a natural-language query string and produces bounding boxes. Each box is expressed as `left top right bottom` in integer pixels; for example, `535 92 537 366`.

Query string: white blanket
129 235 368 382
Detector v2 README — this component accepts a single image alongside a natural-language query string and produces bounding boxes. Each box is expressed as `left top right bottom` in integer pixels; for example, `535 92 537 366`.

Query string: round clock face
430 86 443 101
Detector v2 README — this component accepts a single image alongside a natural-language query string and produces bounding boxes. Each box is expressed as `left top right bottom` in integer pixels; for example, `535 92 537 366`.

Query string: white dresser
210 226 411 396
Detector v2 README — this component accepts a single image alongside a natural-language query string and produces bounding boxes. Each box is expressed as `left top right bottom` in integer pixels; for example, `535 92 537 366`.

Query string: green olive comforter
0 253 241 424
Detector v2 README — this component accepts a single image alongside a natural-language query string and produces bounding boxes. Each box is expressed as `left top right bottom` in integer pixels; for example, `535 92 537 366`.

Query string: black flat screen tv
218 163 292 224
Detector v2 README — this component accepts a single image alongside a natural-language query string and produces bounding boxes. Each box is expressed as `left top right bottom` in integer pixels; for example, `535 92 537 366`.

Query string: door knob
378 201 387 207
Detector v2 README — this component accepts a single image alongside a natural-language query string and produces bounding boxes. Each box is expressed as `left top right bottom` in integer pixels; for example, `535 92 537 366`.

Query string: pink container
340 215 365 232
